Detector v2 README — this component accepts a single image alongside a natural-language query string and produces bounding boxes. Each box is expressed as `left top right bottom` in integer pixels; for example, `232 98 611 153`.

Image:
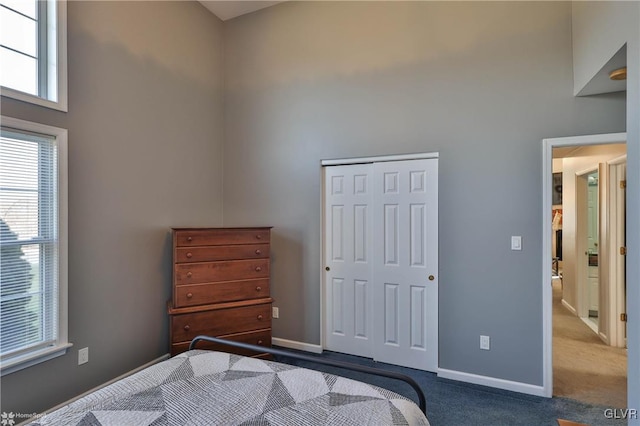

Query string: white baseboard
598 331 609 345
20 354 171 425
272 337 323 354
438 368 546 397
561 299 577 315
581 316 599 334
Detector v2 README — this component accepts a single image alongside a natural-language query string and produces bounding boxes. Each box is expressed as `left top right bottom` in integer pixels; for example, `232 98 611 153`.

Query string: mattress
30 350 429 425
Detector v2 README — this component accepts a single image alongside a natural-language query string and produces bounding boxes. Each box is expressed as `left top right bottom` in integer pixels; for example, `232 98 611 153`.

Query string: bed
29 336 429 425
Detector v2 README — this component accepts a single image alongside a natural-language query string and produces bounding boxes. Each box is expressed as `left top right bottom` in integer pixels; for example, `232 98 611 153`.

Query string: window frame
0 0 68 112
0 115 69 376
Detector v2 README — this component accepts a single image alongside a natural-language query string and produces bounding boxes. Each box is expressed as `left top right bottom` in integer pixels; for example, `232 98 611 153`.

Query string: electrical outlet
272 307 279 319
480 335 490 350
78 347 89 365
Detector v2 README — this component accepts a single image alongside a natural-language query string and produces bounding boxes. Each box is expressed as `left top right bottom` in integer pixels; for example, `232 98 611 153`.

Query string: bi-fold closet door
324 157 438 372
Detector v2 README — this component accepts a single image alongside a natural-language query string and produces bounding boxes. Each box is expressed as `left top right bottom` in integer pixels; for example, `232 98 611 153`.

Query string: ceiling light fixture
609 67 627 81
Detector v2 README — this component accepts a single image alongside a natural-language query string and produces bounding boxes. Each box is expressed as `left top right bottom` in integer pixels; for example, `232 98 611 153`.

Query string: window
0 0 67 111
0 116 68 375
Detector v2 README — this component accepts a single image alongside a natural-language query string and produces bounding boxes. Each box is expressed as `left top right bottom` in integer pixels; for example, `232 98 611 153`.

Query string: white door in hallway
323 157 439 372
619 164 627 347
372 159 439 372
610 161 627 347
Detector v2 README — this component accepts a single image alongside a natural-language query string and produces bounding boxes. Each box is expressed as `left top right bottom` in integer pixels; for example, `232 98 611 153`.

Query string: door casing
542 133 627 397
575 165 600 330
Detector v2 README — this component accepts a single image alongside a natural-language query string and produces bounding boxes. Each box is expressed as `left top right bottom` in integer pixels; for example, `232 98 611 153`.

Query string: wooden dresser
168 227 273 357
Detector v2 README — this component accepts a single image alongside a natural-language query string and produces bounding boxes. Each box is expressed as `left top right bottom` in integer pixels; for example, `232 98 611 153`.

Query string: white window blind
0 126 60 365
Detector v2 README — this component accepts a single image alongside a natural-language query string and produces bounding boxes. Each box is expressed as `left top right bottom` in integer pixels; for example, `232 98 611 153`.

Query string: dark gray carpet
274 349 625 425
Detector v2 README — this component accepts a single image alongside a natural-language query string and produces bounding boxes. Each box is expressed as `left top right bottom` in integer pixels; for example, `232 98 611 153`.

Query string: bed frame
189 335 427 414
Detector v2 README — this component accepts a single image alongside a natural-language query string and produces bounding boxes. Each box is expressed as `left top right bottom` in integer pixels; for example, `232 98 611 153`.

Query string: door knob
428 275 435 281
325 266 330 271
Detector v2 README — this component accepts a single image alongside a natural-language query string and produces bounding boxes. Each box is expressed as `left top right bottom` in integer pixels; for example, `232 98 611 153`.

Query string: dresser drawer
174 279 270 307
171 328 271 356
175 244 269 263
175 229 270 247
175 259 269 285
171 303 271 342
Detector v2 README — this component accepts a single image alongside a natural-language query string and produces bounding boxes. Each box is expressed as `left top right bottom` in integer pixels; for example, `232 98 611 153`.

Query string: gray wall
222 1 626 386
0 1 224 415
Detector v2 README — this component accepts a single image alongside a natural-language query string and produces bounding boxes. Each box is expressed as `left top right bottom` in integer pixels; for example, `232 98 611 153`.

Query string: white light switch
511 236 522 251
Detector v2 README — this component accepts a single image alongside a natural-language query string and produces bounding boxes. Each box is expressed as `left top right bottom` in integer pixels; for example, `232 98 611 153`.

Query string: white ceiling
553 146 583 158
199 1 284 21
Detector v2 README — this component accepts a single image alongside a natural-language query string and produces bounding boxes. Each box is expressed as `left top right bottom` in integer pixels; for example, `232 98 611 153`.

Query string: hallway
552 280 627 408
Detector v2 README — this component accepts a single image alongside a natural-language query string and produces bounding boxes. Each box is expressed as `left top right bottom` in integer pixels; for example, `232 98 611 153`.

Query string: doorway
542 133 627 406
576 168 600 333
321 153 439 372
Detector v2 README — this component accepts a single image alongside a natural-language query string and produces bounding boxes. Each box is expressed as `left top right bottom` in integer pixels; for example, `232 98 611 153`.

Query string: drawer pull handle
186 293 193 299
184 325 190 331
186 272 193 278
257 314 263 320
258 340 263 345
187 236 192 242
255 249 262 255
256 234 262 240
256 286 262 292
255 266 262 272
186 252 193 258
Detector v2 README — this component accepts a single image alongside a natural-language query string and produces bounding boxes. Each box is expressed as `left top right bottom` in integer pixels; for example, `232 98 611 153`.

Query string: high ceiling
199 1 284 21
198 1 627 97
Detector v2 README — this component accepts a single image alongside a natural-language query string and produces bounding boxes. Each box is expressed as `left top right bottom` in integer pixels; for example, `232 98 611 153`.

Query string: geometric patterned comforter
29 350 430 425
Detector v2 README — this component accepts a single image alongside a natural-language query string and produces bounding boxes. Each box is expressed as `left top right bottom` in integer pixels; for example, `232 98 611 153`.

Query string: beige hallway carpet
552 280 627 408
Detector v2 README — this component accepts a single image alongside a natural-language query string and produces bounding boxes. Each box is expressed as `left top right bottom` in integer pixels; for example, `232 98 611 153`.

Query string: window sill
1 87 68 113
1 343 73 376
